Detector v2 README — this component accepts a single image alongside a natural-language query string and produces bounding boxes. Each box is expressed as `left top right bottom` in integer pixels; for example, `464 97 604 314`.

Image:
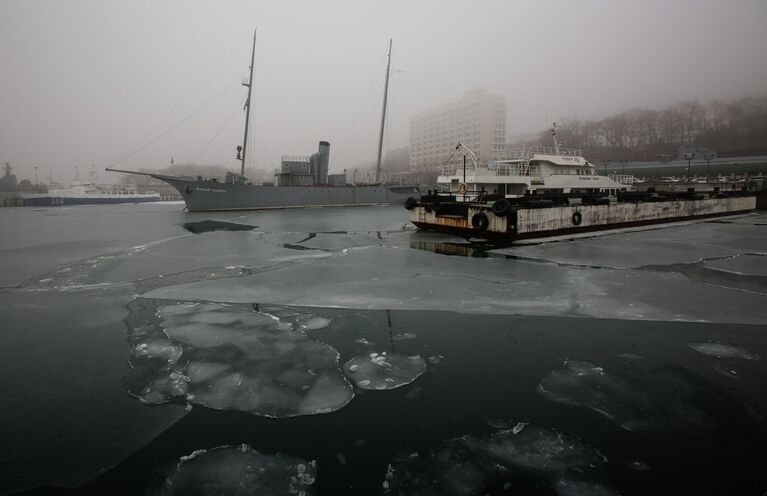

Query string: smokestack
310 141 330 184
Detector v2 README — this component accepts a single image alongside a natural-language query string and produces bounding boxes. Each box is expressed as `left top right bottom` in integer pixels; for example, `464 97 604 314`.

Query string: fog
2 0 766 183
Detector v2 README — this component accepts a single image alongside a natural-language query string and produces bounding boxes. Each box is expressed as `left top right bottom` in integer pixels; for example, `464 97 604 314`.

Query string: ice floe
343 352 426 390
125 301 353 418
537 359 708 431
687 342 760 360
383 424 612 495
154 444 316 495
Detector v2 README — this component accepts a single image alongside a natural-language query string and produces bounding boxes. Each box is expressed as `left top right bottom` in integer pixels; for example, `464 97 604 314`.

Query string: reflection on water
409 240 513 258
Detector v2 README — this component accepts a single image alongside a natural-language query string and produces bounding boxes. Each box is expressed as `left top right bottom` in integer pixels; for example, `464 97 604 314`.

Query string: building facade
409 89 507 171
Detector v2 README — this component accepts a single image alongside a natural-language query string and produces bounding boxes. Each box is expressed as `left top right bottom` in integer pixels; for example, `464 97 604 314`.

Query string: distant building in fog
382 146 410 173
409 89 507 171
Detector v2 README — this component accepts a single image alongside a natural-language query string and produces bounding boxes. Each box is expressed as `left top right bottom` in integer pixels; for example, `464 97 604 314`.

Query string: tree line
532 95 767 161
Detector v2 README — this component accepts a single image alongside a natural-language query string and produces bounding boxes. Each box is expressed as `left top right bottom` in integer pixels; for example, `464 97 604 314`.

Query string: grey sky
2 0 766 183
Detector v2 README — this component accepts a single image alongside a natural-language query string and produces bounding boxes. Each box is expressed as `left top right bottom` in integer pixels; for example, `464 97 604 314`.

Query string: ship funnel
310 141 330 184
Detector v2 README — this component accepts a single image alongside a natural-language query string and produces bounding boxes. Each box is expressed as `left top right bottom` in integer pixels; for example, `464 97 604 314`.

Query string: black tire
572 211 582 225
185 186 194 194
404 197 418 210
471 212 489 231
433 201 442 215
424 203 432 213
491 199 512 217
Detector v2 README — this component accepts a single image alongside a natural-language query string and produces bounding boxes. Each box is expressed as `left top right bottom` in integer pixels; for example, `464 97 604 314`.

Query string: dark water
1 203 766 495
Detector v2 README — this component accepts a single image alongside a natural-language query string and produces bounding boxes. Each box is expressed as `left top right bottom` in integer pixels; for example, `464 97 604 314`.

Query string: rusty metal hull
410 196 757 241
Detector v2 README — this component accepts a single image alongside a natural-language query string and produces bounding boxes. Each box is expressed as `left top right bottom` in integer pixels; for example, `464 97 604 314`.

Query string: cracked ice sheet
704 254 767 277
125 302 353 418
258 231 389 252
491 215 766 269
142 245 767 324
213 205 410 234
16 231 304 292
153 444 316 496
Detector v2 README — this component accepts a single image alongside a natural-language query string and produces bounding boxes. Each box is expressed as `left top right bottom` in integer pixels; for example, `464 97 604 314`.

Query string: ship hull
22 195 161 207
157 176 420 211
409 195 757 241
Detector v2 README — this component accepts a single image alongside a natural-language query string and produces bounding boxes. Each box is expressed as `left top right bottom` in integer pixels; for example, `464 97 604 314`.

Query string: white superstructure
439 126 627 197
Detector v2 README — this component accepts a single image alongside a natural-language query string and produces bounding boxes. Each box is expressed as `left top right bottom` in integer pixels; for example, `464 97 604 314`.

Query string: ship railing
431 189 490 203
493 163 541 177
506 146 582 158
440 163 542 178
280 155 310 164
609 174 638 185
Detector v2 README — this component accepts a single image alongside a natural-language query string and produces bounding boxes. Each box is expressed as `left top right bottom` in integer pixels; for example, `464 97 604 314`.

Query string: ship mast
375 39 392 184
239 28 257 179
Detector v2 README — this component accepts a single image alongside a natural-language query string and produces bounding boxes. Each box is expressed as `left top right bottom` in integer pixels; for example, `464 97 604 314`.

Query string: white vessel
23 181 160 206
438 125 629 197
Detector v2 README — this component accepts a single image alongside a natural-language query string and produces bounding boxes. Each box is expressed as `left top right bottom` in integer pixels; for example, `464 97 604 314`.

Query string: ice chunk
125 302 353 418
564 359 604 376
298 316 331 331
554 478 619 496
383 425 611 495
392 332 417 341
687 342 759 360
154 444 316 495
428 355 444 365
538 359 707 431
474 427 606 474
512 422 528 435
713 364 739 378
630 460 651 471
343 353 426 390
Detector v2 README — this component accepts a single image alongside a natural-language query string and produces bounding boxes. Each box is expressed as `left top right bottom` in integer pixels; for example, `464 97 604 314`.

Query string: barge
404 134 756 241
405 189 756 241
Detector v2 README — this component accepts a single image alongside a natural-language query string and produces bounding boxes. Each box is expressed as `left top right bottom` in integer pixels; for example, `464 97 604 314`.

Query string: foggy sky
2 0 766 183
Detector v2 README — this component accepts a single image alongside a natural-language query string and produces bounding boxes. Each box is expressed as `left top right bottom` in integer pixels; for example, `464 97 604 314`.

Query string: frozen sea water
153 444 316 496
125 301 353 418
141 244 767 324
383 424 612 495
2 204 766 495
491 213 767 269
343 352 426 390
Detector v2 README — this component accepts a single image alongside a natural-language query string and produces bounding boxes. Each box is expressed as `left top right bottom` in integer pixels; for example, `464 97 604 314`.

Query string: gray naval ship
111 141 419 211
109 33 419 212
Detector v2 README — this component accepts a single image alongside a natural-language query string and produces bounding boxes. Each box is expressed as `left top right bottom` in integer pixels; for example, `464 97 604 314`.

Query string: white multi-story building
410 89 507 171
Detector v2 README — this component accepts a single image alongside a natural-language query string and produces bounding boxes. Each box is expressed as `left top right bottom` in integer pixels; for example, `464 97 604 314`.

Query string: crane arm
455 142 478 167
